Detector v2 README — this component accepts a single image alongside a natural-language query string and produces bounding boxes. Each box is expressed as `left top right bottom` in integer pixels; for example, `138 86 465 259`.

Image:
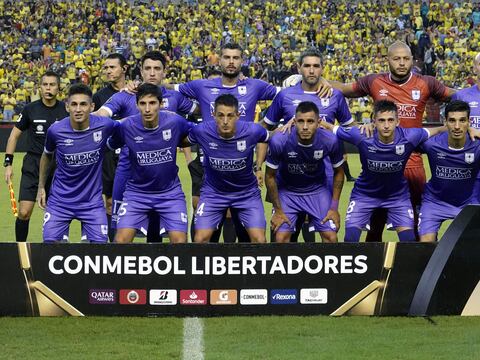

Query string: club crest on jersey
411 90 421 101
93 131 102 143
320 98 330 107
238 86 247 96
163 129 172 141
465 153 475 164
161 98 169 109
237 140 246 152
395 145 405 155
314 150 324 159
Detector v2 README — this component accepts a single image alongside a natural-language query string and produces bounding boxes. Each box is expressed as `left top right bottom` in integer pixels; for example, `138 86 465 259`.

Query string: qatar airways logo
64 149 100 166
136 147 173 166
436 166 472 180
396 104 417 119
367 159 404 173
209 157 247 171
287 163 318 175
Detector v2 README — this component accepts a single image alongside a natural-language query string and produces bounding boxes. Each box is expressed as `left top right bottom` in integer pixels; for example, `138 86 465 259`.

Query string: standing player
451 52 480 203
94 51 196 242
108 84 192 243
418 101 480 242
4 71 68 242
265 101 345 243
93 53 128 242
36 84 117 243
186 94 269 243
321 100 447 242
323 41 455 241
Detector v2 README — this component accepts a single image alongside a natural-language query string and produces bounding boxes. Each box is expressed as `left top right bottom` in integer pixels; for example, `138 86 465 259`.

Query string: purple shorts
195 187 266 230
345 194 414 230
419 196 462 236
117 186 188 233
43 203 108 243
277 188 336 233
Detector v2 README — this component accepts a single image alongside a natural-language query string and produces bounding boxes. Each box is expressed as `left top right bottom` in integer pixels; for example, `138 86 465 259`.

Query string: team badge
161 98 169 109
238 86 247 96
395 145 405 155
163 129 172 141
93 131 102 143
411 90 421 101
237 140 246 152
313 150 323 159
465 153 475 164
320 98 330 107
36 125 44 132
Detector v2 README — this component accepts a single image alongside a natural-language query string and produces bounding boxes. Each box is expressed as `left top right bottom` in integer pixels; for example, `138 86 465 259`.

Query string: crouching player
107 84 193 243
186 94 269 243
419 100 480 242
321 100 447 242
265 101 345 242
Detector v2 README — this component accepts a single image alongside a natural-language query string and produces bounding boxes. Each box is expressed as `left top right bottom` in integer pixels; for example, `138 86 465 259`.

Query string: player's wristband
330 199 339 211
3 154 13 167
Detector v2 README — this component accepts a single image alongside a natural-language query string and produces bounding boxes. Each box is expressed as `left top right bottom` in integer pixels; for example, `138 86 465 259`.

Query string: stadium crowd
1 0 480 121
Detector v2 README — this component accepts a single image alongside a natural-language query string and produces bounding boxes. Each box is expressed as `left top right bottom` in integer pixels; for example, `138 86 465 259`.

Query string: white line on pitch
182 317 204 360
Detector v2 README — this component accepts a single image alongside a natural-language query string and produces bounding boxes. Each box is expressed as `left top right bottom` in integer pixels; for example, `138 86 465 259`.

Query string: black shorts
19 153 54 202
102 148 119 197
187 156 204 197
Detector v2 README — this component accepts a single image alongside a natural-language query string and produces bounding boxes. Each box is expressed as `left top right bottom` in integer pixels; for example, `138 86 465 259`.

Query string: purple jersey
451 85 480 129
264 84 353 126
108 110 193 193
187 121 269 193
175 77 279 122
266 129 344 193
419 132 480 206
335 126 429 198
44 115 117 208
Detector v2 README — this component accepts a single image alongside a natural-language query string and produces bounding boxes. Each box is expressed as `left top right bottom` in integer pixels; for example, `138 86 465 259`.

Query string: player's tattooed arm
265 166 291 232
36 152 53 210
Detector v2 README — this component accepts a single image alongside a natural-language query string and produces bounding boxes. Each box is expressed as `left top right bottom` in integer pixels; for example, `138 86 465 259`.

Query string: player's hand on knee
4 165 13 184
271 209 291 232
322 209 340 230
36 188 46 210
359 123 375 137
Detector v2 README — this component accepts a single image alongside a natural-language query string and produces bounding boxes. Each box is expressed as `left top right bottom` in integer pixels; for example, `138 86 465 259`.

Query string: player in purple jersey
418 101 480 242
108 84 192 243
94 51 196 242
321 100 447 242
186 94 269 243
36 84 117 243
451 53 480 203
265 101 345 243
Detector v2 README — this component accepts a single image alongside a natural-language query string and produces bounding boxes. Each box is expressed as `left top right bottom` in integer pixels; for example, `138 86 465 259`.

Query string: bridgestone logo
64 149 101 166
136 148 173 166
436 166 472 180
367 159 403 173
209 157 247 171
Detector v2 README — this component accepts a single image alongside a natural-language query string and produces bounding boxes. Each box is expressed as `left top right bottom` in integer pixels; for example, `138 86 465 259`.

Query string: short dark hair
295 101 319 116
206 68 222 78
106 53 127 68
373 100 398 118
68 83 92 99
298 48 323 65
214 94 238 112
445 100 470 119
220 43 244 56
141 51 167 68
136 83 162 103
41 70 61 86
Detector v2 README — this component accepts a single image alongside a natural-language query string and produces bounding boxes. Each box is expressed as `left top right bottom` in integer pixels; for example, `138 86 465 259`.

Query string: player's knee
420 233 437 242
194 231 211 243
115 230 133 243
249 230 266 243
274 232 291 243
169 232 187 244
17 208 33 220
320 231 337 243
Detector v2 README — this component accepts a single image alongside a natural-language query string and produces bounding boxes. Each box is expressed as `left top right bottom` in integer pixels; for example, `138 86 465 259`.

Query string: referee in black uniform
4 70 68 242
93 53 128 242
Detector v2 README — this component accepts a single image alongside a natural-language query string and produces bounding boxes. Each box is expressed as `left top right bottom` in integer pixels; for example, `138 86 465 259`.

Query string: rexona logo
240 289 268 305
210 290 238 305
270 289 298 305
149 289 177 305
119 289 147 305
180 290 207 305
300 288 328 304
89 289 116 304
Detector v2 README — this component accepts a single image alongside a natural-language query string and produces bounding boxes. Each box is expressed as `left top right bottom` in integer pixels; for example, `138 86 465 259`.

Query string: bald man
326 41 456 241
